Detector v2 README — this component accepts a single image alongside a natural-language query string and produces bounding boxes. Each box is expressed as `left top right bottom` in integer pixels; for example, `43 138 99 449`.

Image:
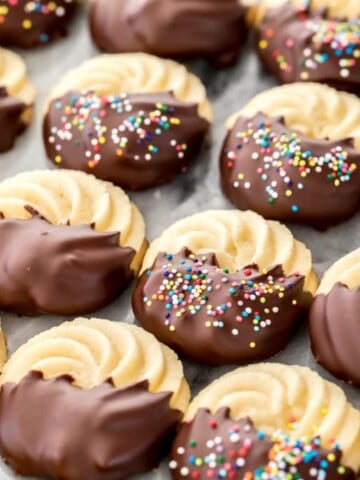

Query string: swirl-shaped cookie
0 169 146 315
43 54 211 190
221 84 360 227
89 0 247 67
184 363 360 471
0 48 35 152
134 210 316 364
0 0 79 48
0 317 190 479
309 249 360 386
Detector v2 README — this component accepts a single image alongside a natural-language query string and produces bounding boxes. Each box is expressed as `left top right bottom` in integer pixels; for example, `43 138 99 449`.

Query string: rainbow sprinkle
47 91 188 169
224 116 357 212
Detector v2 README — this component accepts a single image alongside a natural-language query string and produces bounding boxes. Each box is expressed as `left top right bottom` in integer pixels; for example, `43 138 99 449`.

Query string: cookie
88 0 247 67
0 169 146 315
43 53 211 190
221 83 360 228
0 48 35 152
253 0 360 91
181 363 360 472
309 248 360 386
0 0 78 48
133 210 317 364
0 317 190 480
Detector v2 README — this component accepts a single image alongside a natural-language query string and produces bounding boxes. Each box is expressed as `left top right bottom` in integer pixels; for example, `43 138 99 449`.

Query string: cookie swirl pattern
227 83 360 150
46 53 212 122
184 363 360 470
141 209 318 293
0 169 145 272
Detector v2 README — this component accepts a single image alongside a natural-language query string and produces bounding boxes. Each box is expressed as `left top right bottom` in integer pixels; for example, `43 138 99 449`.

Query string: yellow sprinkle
237 173 244 180
321 407 328 416
327 453 336 462
169 325 176 332
48 1 56 11
205 321 211 327
285 190 292 197
176 312 181 318
249 342 256 349
300 71 309 80
99 137 106 145
54 155 62 164
259 40 268 49
0 6 9 14
22 19 32 29
354 50 360 58
337 467 346 475
292 300 297 305
259 297 266 304
146 301 152 307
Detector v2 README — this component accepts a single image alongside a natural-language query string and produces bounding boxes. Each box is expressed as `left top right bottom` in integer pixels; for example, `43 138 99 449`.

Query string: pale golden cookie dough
45 53 212 122
141 209 318 293
1 317 190 413
317 248 360 294
0 169 146 273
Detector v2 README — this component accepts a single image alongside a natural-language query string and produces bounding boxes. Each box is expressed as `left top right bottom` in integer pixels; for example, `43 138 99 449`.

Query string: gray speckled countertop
0 9 359 480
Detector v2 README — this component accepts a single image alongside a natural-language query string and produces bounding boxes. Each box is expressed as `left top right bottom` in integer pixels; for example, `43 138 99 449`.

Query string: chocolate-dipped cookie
0 49 35 152
221 84 360 228
170 409 356 480
133 248 311 364
309 248 360 386
0 169 146 316
183 363 360 472
0 0 78 48
0 318 190 480
256 1 360 91
44 91 209 190
89 0 247 67
43 54 212 190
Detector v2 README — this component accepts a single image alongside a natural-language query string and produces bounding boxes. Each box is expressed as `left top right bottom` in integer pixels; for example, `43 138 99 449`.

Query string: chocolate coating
220 113 360 229
0 371 181 480
309 283 360 386
170 408 356 480
257 2 360 91
44 91 209 190
0 0 78 48
0 87 26 153
133 248 311 364
89 0 247 66
0 211 135 316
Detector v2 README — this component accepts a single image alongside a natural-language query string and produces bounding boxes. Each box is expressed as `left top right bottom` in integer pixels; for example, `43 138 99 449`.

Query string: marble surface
0 8 360 480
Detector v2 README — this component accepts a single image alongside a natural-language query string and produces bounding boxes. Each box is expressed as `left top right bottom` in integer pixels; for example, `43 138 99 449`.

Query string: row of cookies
0 167 359 387
0 318 359 478
2 50 360 227
2 0 359 91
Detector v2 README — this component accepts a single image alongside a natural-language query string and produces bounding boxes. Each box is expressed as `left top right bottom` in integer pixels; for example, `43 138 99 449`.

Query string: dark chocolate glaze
220 113 360 229
133 248 311 364
170 408 356 480
0 87 26 153
44 91 209 191
0 0 78 48
89 0 247 66
0 371 182 480
0 210 135 316
257 2 360 91
309 283 360 386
